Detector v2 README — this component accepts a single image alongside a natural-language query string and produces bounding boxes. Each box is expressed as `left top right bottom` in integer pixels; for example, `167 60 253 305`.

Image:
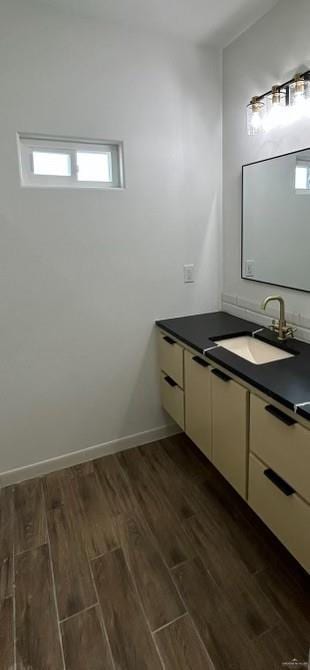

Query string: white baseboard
0 424 181 487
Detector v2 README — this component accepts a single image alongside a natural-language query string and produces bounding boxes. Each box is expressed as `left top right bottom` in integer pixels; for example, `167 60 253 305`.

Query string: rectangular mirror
242 147 310 293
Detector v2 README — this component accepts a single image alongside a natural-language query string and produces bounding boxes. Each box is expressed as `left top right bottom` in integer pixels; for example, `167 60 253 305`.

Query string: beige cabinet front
158 331 184 388
211 369 249 498
160 372 184 430
249 453 310 573
250 393 310 504
184 350 212 459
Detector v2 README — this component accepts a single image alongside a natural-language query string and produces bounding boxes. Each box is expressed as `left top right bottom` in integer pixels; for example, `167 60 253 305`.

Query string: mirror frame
241 147 310 294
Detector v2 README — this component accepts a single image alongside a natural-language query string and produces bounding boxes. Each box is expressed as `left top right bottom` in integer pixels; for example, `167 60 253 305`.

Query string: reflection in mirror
242 148 310 292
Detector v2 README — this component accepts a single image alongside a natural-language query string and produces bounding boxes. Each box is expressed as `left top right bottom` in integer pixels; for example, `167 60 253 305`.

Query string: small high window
295 159 310 193
18 134 124 189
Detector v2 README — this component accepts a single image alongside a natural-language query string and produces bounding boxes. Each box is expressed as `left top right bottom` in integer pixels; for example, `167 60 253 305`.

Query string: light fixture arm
249 70 310 105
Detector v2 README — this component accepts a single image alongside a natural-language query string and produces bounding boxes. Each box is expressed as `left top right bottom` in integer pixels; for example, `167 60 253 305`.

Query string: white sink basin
214 335 294 365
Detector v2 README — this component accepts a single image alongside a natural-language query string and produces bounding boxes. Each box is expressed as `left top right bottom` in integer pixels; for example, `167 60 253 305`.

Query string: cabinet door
160 372 184 430
250 393 310 504
249 453 310 573
158 332 184 388
184 350 212 459
211 369 249 498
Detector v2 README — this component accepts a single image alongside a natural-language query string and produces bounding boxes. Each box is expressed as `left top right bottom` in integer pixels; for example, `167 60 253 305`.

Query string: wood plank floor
0 433 309 670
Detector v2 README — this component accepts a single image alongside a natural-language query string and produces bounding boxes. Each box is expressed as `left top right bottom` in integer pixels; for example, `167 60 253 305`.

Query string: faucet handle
286 325 297 338
270 318 279 333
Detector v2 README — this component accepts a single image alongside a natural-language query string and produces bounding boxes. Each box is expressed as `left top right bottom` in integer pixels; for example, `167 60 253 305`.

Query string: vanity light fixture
264 86 286 131
247 70 310 135
247 97 265 135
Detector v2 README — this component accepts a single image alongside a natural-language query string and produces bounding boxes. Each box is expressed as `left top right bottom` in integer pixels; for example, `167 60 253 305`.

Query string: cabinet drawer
184 350 212 459
160 372 184 429
250 394 310 503
158 332 184 388
249 453 310 573
211 369 249 498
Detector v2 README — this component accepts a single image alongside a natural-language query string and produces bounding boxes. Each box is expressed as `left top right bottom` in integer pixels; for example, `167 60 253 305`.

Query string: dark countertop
156 311 310 421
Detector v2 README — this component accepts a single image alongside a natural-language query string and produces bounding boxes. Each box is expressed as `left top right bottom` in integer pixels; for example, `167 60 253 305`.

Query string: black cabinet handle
192 356 209 368
264 468 295 496
264 404 296 426
163 335 175 346
211 368 230 382
164 375 177 388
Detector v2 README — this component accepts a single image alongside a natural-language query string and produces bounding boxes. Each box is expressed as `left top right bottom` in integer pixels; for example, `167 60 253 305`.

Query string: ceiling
35 0 280 46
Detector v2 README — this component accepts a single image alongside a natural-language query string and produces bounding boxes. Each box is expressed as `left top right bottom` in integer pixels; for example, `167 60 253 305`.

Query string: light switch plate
184 264 194 283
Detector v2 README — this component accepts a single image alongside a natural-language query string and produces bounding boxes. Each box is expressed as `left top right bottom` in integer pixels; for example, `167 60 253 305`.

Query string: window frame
17 133 125 190
295 159 310 195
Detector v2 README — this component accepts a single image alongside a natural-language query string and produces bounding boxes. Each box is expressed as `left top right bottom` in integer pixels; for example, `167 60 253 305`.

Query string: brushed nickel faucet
261 295 296 341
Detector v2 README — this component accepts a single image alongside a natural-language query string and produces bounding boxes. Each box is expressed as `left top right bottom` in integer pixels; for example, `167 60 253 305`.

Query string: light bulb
263 86 286 131
289 74 310 121
247 97 265 135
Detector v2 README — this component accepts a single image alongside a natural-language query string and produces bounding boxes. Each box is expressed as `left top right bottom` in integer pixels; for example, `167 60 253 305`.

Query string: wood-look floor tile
75 471 119 558
0 597 14 670
69 461 95 478
0 487 14 599
255 565 310 649
14 478 47 554
92 548 162 670
154 614 214 670
186 472 267 575
185 514 279 639
47 481 96 620
138 442 195 521
94 454 138 515
15 545 63 670
173 556 263 670
43 462 95 512
119 514 185 631
61 605 113 670
251 622 309 669
8 433 310 670
43 470 69 511
118 449 194 568
161 434 210 483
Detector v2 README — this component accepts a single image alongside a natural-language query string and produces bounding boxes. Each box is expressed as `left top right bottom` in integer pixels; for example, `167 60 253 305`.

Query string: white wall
223 0 310 319
0 1 222 476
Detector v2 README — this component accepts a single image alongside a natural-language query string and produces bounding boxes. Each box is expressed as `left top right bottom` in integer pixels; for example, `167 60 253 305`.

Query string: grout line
169 563 216 670
43 488 66 670
90 546 121 563
59 603 98 625
98 463 166 669
170 557 192 572
15 541 48 558
128 567 166 670
88 555 116 670
152 612 188 635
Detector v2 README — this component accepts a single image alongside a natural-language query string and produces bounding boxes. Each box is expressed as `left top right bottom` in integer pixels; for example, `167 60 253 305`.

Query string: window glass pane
295 165 308 189
32 151 71 176
76 152 112 182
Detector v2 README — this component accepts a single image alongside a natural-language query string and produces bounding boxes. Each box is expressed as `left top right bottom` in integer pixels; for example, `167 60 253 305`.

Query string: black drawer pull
264 405 296 426
264 468 295 496
164 375 177 388
211 368 230 382
192 356 209 368
163 335 175 346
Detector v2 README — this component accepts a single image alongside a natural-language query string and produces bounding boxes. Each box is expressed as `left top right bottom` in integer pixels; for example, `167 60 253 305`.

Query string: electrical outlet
245 259 255 278
184 264 195 283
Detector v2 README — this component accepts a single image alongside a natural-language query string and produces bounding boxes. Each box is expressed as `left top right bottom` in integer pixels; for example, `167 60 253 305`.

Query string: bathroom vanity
156 311 310 573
